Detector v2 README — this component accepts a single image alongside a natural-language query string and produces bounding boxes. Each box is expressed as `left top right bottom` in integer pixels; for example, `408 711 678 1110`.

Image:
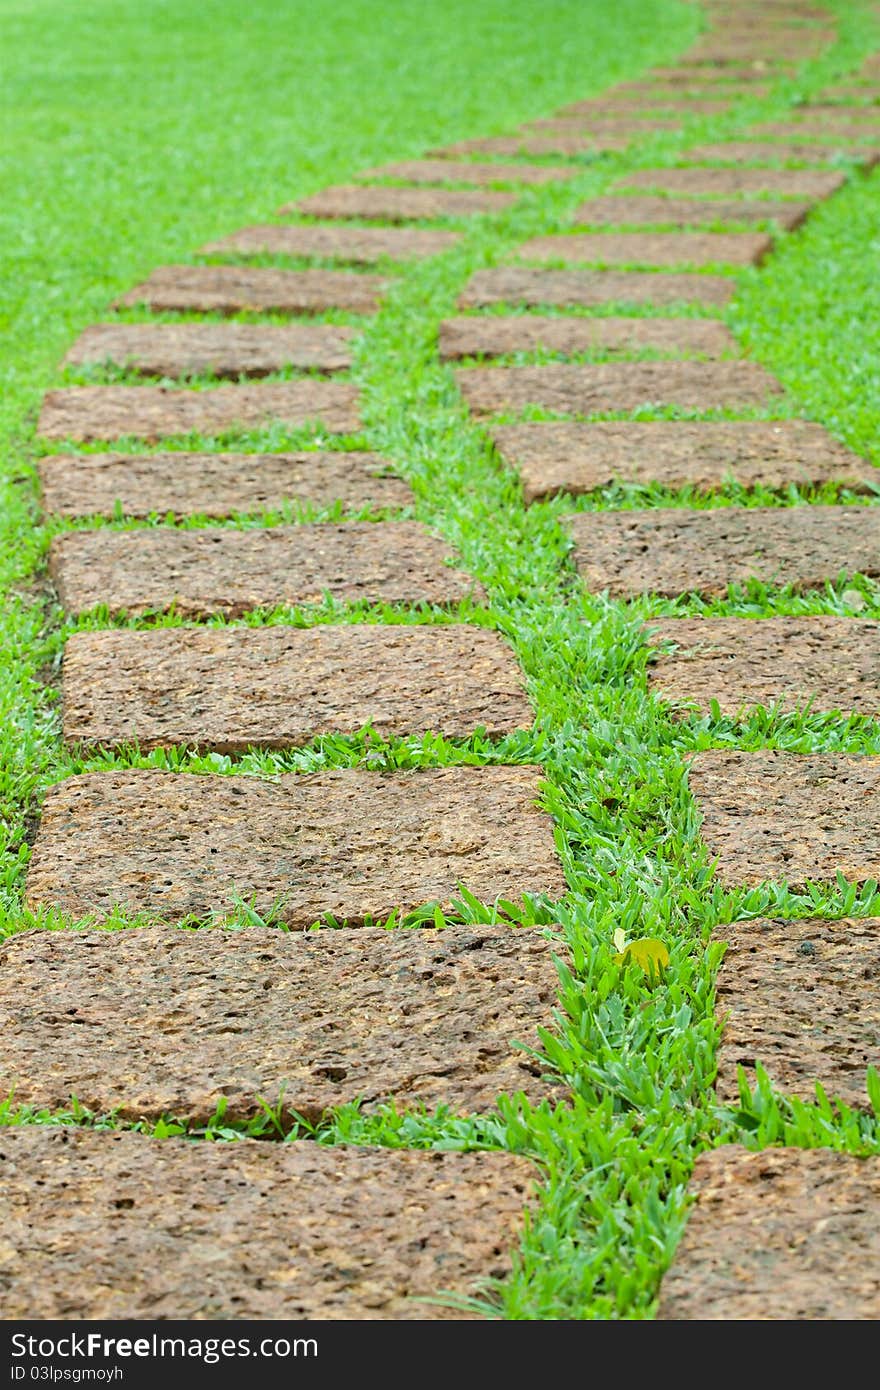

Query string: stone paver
573 196 810 229
557 99 733 117
0 925 561 1120
0 1128 534 1320
429 134 634 158
117 265 388 314
25 765 566 924
63 322 355 378
199 223 462 261
751 120 879 141
658 1146 880 1320
289 186 516 220
38 383 361 441
456 362 781 418
709 916 880 1108
438 317 736 361
684 140 879 166
49 521 479 617
523 116 682 134
458 268 736 310
646 616 880 717
687 749 880 887
616 167 847 198
563 505 880 597
490 420 875 500
38 450 411 519
62 624 532 750
517 231 772 267
361 158 577 185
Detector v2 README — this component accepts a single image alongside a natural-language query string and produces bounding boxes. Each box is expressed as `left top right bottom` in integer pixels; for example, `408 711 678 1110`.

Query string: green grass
2 0 880 1321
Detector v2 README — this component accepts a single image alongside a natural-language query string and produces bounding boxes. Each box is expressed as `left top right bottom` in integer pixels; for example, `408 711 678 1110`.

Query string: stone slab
62 624 532 751
48 521 480 618
25 765 566 925
614 82 772 100
117 265 388 315
490 420 875 500
658 1146 880 1321
438 317 737 361
523 117 682 134
573 196 810 229
616 167 847 198
751 120 879 141
687 749 880 888
517 231 772 267
563 506 880 597
456 363 781 418
683 140 879 166
0 925 560 1121
63 322 355 378
38 383 361 441
0 1128 534 1320
557 99 733 117
709 916 880 1108
430 133 633 158
199 223 462 261
361 159 577 185
458 268 736 310
38 450 411 519
289 186 516 220
650 64 787 81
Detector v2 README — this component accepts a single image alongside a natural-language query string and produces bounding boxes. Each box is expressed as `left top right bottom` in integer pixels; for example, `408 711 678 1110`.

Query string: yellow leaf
613 938 670 974
612 927 627 953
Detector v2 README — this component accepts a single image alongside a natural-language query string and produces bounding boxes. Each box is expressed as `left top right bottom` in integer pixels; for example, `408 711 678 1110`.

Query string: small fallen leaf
612 927 627 954
613 937 670 975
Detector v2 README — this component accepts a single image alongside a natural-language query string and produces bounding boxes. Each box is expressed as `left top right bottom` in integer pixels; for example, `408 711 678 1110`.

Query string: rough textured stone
564 505 880 598
517 231 772 267
616 167 846 197
199 222 462 261
683 140 879 166
687 749 880 888
438 316 736 361
646 616 880 717
63 322 355 377
658 1146 880 1321
0 925 561 1121
49 521 480 618
361 158 577 185
290 186 516 220
490 420 875 500
116 265 388 314
0 1128 534 1320
38 450 410 520
429 133 634 158
709 916 880 1108
456 362 781 418
573 195 810 229
62 624 532 751
458 268 736 310
38 383 361 441
25 765 567 925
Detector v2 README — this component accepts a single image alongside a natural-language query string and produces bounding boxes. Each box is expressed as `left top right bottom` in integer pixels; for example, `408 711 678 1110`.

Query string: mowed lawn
2 0 880 1319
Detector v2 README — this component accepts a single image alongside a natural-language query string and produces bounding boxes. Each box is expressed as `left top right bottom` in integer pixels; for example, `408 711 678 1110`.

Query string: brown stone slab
429 133 633 158
647 616 880 716
438 316 737 361
0 1128 534 1320
517 231 772 267
556 98 733 117
658 1146 880 1321
709 916 880 1108
687 749 880 887
289 185 516 220
684 140 879 166
523 116 682 134
63 322 355 378
490 420 875 500
199 222 462 261
0 925 560 1121
38 450 410 520
116 264 388 315
751 120 879 141
614 82 772 100
573 196 810 230
24 765 566 925
38 382 360 441
456 363 781 418
458 268 736 310
62 624 532 751
563 506 880 598
650 64 787 81
617 167 847 198
48 521 480 618
360 158 577 185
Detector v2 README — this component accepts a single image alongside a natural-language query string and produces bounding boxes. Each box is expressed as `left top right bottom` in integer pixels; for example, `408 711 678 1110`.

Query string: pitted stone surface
199 223 462 261
290 186 516 220
430 133 633 157
63 322 356 377
573 196 809 229
38 383 360 441
360 159 577 185
646 616 880 717
439 316 736 361
38 450 410 519
517 231 772 267
0 1129 535 1320
49 522 479 618
0 925 561 1121
62 624 532 751
25 766 566 925
709 916 880 1108
491 421 873 499
116 265 388 314
564 506 880 597
684 140 879 166
688 749 880 888
616 167 846 198
458 268 736 310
